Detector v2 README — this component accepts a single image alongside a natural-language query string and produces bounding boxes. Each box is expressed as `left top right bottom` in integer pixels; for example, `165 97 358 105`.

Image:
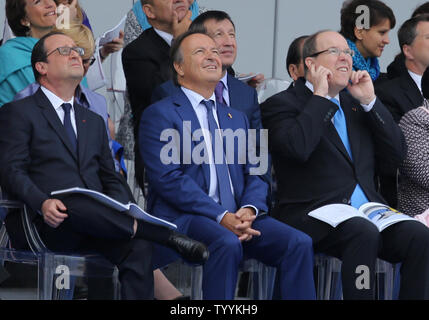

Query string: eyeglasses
83 57 96 66
309 47 355 58
46 46 85 58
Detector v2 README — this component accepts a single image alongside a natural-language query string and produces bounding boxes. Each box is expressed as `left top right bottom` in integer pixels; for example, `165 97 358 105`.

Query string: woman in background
0 0 58 107
340 0 395 84
398 101 429 217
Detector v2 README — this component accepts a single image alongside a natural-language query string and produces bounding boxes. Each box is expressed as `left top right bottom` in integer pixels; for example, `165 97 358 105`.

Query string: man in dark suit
375 15 429 208
139 30 316 300
261 30 429 299
0 32 208 300
122 0 192 131
377 15 429 122
122 0 192 192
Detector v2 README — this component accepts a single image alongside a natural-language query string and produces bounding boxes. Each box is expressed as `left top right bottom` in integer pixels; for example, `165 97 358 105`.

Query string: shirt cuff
360 97 377 112
216 205 260 224
241 205 259 217
216 210 228 224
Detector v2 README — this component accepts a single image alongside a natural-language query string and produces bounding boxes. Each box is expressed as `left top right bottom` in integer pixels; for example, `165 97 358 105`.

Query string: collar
40 86 74 112
154 28 174 47
408 69 423 94
304 80 340 101
180 86 216 112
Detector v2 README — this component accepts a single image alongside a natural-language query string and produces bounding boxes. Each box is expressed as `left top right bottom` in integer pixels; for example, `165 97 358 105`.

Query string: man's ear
304 57 314 71
402 44 414 61
354 26 364 41
35 61 48 77
142 4 156 20
174 61 184 78
288 64 299 81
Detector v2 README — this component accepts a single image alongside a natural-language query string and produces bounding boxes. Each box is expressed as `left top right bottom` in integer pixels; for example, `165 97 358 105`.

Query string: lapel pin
82 119 86 123
352 107 357 112
228 113 232 119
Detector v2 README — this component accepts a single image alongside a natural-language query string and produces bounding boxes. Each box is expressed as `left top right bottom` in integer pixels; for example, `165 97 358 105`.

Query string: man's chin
175 9 188 22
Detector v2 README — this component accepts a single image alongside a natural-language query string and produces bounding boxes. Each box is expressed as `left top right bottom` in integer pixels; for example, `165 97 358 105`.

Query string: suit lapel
173 91 211 189
216 104 240 197
35 89 78 161
401 72 423 108
74 103 87 165
296 80 353 164
227 74 237 108
340 92 360 165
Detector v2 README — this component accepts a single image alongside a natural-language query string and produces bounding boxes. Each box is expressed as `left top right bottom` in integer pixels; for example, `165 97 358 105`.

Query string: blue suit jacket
140 89 268 231
151 74 263 131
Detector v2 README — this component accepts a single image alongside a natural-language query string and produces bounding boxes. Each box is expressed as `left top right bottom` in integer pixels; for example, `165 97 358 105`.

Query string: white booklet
308 202 418 232
98 15 126 47
51 187 177 230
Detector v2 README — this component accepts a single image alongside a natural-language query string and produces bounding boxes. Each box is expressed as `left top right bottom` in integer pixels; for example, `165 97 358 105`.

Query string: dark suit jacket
261 78 406 242
122 27 171 131
139 89 269 228
376 71 423 123
151 74 263 131
0 88 129 219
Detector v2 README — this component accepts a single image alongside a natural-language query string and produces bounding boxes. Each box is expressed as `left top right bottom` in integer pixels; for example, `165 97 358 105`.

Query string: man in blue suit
151 11 262 133
139 30 316 300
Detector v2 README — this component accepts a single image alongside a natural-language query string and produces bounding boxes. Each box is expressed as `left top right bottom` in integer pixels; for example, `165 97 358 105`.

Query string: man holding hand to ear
261 30 429 300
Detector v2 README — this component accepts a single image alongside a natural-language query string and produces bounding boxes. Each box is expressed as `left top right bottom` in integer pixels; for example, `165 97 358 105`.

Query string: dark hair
301 30 333 74
412 2 429 17
6 0 30 37
31 31 65 81
189 10 235 33
286 35 309 77
140 0 152 6
170 30 209 86
398 14 429 54
340 0 396 42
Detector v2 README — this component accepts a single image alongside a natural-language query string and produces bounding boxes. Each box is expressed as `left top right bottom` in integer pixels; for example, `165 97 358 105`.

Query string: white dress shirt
41 86 77 136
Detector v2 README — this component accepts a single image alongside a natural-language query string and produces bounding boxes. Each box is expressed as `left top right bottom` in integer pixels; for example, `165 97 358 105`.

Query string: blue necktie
202 100 237 213
61 103 77 153
330 98 368 208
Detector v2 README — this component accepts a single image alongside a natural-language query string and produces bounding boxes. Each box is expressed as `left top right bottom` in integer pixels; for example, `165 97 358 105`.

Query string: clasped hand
220 208 261 242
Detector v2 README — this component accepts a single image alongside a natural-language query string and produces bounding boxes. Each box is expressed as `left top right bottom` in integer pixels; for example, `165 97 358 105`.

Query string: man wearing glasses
13 37 123 175
261 30 429 299
0 32 208 300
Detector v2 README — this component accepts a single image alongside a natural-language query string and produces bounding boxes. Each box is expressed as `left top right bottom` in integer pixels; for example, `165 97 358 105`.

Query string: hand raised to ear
307 63 332 98
347 70 376 105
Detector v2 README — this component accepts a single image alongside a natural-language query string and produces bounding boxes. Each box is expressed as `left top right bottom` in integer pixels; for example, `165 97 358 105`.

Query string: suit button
342 198 348 204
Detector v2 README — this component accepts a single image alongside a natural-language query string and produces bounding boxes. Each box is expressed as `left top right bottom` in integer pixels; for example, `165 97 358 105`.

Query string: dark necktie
202 100 237 213
215 81 226 105
61 103 77 153
330 98 368 208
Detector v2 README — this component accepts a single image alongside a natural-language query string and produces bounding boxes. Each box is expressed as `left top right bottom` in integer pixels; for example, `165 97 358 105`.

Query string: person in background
285 35 309 90
54 0 124 63
340 0 395 85
0 0 58 107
